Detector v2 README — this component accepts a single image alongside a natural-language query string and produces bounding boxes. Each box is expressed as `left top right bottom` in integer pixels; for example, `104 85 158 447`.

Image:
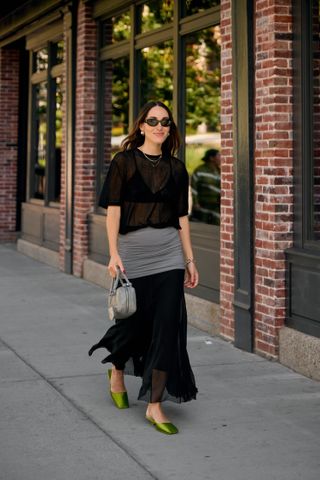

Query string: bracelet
185 258 195 266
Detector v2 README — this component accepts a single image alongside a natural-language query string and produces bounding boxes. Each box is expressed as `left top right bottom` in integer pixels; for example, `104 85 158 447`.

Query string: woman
88 101 199 435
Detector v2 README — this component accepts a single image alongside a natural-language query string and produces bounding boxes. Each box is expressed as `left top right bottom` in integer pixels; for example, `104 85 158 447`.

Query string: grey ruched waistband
118 227 185 279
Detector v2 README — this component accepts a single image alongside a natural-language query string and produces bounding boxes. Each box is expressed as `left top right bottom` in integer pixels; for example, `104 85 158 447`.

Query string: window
33 47 48 72
101 11 131 45
140 41 173 108
97 56 130 198
295 0 320 245
285 0 320 337
186 26 221 226
29 40 64 203
33 81 47 199
52 75 62 202
139 0 174 33
182 0 220 17
311 0 320 239
95 1 221 301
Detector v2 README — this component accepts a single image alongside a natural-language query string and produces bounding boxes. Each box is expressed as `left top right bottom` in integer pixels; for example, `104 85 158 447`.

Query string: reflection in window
33 82 47 199
30 40 64 201
34 47 48 72
140 0 174 33
183 0 220 17
53 76 63 202
185 26 221 226
99 57 129 194
112 57 129 143
140 41 173 108
312 0 320 238
101 12 131 46
53 40 64 65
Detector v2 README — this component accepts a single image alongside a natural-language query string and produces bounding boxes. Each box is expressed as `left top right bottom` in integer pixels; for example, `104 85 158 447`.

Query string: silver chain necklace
140 150 162 167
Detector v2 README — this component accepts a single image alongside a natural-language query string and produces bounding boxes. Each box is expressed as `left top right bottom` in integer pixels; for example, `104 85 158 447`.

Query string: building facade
0 0 319 379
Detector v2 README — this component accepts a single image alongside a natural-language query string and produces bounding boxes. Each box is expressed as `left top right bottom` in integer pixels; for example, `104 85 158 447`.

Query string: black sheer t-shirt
98 148 189 235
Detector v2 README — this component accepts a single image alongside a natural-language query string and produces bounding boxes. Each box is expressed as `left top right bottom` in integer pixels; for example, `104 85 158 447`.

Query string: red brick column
219 0 235 341
72 1 97 276
0 48 19 242
254 0 294 357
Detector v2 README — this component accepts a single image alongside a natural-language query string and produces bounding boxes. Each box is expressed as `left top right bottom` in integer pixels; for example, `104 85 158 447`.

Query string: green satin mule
146 415 179 435
107 369 129 409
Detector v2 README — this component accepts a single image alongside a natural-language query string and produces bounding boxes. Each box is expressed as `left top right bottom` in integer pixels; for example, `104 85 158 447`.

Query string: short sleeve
176 160 189 217
98 153 126 209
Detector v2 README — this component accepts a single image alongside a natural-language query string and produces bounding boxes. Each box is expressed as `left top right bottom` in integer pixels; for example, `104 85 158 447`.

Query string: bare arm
178 215 199 288
106 206 124 277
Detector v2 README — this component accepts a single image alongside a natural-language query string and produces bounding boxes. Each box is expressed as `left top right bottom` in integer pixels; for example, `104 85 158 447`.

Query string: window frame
285 0 320 339
294 0 320 250
94 1 221 302
27 36 64 206
95 1 220 207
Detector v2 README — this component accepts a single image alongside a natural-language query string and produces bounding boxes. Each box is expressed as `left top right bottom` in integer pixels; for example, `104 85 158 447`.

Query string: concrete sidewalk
0 243 319 480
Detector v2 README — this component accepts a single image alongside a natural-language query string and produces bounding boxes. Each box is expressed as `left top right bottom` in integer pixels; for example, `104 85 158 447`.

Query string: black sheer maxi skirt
88 269 198 403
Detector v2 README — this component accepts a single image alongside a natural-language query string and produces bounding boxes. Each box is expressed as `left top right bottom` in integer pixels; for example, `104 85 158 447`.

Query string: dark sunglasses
144 117 172 127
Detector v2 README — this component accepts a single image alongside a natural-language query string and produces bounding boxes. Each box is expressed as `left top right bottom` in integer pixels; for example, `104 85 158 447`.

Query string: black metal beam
232 0 254 351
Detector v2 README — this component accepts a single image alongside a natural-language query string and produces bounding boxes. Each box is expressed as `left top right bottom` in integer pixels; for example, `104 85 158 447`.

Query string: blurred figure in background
191 149 221 225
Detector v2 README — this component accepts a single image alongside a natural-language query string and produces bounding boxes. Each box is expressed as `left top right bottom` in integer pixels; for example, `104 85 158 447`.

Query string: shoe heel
108 369 129 409
145 415 178 435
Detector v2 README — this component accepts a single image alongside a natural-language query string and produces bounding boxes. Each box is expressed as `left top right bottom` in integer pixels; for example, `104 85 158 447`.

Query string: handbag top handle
109 266 132 295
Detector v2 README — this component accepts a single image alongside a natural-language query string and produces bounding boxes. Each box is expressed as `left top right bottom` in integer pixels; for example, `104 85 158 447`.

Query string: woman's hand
184 261 199 289
108 254 125 278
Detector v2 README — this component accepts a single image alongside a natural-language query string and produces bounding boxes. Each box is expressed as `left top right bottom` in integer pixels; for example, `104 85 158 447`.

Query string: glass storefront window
183 0 220 17
30 39 64 202
112 57 130 146
312 0 320 239
140 0 174 33
140 41 173 108
185 26 221 226
33 81 47 199
101 12 131 46
53 76 63 202
53 40 64 65
98 57 130 195
96 2 221 299
33 47 48 72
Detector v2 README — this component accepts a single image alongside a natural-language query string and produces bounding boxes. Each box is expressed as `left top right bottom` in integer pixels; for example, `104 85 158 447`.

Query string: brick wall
219 0 235 341
219 0 294 358
72 0 97 276
254 0 294 357
0 48 19 242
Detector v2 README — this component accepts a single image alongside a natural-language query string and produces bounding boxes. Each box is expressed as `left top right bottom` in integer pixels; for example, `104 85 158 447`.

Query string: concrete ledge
83 258 219 335
17 239 59 269
279 326 320 381
83 258 110 290
185 293 220 335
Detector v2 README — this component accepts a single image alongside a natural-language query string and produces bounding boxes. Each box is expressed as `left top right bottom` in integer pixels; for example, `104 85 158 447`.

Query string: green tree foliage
112 57 130 135
140 42 173 108
185 0 220 16
109 3 221 135
140 0 174 32
186 28 221 133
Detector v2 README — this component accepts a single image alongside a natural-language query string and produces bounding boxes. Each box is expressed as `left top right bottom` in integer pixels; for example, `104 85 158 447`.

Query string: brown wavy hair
121 101 180 156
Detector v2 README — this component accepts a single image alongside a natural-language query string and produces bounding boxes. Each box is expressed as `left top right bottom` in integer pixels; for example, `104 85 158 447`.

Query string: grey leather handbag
108 267 137 321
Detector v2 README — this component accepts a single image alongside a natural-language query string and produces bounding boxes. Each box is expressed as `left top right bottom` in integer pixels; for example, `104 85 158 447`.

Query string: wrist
185 257 195 266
